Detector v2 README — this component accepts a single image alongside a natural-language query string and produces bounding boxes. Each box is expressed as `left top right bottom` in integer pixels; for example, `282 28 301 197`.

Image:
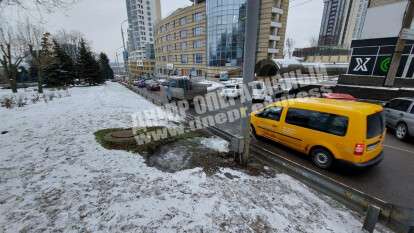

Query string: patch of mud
95 128 277 176
147 137 278 177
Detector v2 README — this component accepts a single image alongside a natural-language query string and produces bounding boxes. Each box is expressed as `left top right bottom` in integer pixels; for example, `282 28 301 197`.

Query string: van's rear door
362 111 385 163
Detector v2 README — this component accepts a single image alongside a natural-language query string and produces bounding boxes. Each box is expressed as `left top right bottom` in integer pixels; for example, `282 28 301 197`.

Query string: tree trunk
37 70 43 94
8 67 18 93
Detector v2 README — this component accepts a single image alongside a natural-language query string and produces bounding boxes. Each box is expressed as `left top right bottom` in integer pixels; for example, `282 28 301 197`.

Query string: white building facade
125 0 161 62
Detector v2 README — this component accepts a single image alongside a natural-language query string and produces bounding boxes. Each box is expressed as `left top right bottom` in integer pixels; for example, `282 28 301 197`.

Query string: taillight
354 143 365 156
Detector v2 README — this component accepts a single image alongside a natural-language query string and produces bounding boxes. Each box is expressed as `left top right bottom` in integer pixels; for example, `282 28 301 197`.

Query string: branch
15 56 23 66
0 44 8 59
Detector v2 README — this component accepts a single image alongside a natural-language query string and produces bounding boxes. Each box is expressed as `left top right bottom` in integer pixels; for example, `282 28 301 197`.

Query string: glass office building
206 0 247 67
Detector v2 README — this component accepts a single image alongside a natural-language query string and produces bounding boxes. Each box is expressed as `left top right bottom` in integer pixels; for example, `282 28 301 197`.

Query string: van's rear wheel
311 148 334 169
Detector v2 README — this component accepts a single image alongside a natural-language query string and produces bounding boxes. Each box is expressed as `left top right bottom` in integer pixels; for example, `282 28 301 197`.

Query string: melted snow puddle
147 137 232 173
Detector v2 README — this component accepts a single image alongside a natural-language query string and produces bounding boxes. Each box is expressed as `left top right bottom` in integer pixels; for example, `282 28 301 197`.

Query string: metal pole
384 0 414 87
115 52 120 76
240 0 261 165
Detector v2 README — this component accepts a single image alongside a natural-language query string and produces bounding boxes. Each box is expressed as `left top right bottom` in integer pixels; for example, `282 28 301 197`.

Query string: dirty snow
0 82 389 232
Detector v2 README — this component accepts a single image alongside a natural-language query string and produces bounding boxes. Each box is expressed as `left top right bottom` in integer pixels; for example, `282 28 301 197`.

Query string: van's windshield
367 111 385 139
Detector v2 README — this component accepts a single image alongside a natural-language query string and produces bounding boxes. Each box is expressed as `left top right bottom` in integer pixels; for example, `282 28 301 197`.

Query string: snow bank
0 82 389 233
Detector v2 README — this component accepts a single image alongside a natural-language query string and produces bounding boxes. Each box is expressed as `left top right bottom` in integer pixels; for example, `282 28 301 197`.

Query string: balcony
269 35 281 41
272 7 283 14
268 48 279 54
270 22 283 28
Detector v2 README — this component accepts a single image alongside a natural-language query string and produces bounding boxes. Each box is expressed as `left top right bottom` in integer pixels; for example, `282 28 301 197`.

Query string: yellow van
250 98 386 169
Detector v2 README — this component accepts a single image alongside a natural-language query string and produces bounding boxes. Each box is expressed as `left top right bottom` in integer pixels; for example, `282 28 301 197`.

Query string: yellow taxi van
250 98 386 169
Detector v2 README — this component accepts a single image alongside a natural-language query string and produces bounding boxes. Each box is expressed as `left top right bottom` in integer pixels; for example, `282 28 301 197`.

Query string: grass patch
94 127 205 154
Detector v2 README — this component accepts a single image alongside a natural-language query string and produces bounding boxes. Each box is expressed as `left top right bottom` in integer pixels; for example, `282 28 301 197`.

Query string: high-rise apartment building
125 0 161 61
155 0 289 77
369 0 404 7
318 0 370 48
318 0 349 46
341 0 369 48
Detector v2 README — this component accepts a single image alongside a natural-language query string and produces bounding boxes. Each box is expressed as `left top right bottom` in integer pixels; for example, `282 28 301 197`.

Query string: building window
181 55 188 64
181 42 187 50
180 17 187 25
193 27 203 37
180 30 187 39
193 12 203 22
193 40 203 48
194 53 203 64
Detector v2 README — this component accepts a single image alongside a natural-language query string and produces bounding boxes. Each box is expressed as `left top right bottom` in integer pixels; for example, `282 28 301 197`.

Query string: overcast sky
5 0 324 62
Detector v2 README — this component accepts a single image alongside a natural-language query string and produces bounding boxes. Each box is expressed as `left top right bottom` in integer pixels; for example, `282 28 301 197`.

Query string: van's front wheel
311 148 334 169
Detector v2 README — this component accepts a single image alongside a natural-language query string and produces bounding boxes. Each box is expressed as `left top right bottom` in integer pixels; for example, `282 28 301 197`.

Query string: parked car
163 76 208 102
250 98 385 169
158 79 169 87
251 81 267 102
220 83 242 99
145 80 160 91
134 79 146 88
132 80 141 86
384 98 414 140
219 71 229 81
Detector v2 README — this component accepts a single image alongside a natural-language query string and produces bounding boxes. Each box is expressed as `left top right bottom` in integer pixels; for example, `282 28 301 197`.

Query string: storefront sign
348 37 414 78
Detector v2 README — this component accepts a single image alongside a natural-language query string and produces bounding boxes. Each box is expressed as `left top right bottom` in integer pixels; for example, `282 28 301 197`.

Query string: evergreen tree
34 32 54 92
53 40 75 86
98 52 114 81
28 61 38 82
77 39 101 85
43 39 61 87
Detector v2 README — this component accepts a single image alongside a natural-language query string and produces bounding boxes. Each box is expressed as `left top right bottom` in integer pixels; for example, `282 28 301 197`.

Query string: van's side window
285 108 349 136
258 107 283 121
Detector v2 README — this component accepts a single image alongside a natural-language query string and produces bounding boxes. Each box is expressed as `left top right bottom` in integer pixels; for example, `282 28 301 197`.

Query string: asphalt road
187 96 414 208
130 85 414 208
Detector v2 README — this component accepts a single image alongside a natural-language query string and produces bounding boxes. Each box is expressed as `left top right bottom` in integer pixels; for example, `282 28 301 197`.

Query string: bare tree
0 20 44 93
0 23 29 93
53 29 84 61
285 38 295 59
0 0 78 12
309 36 318 47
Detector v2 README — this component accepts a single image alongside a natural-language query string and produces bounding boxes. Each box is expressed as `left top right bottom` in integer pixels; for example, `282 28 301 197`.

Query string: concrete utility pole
384 0 414 87
240 0 261 165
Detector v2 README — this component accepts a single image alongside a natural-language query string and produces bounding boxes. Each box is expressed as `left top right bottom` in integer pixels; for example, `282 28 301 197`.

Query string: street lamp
116 46 126 78
121 19 129 80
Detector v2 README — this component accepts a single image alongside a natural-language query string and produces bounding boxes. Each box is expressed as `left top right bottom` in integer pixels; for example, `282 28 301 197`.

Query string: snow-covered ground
0 82 388 232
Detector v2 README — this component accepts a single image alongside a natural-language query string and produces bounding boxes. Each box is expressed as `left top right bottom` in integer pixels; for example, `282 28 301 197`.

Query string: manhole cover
110 130 134 139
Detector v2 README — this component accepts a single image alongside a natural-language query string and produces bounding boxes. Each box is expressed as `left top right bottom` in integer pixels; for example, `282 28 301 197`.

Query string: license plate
367 143 379 151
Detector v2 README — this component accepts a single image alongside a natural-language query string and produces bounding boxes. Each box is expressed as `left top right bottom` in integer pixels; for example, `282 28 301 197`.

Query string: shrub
42 94 48 103
31 94 40 104
1 96 15 109
16 95 27 107
48 92 56 101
